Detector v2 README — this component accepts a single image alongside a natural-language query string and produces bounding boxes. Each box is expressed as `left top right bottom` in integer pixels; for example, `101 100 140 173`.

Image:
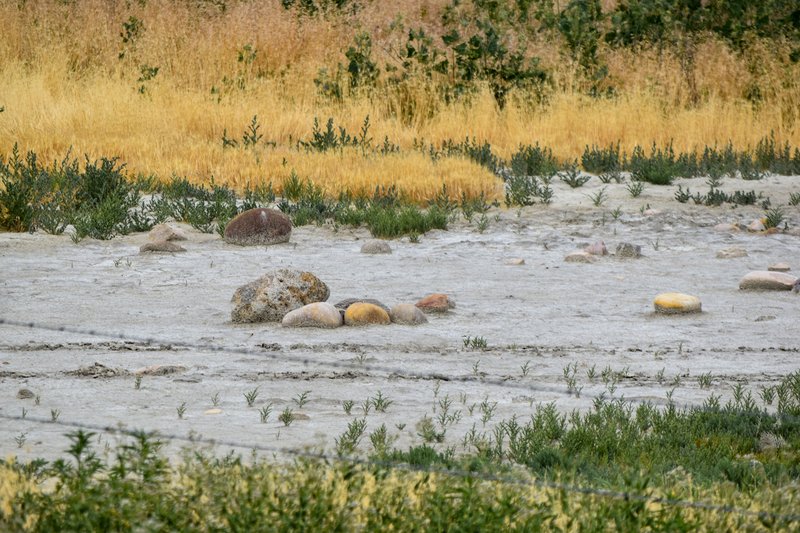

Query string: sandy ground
1 175 799 462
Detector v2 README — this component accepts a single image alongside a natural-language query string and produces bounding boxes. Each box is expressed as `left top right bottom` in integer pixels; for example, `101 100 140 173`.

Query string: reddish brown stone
415 293 455 313
223 208 292 246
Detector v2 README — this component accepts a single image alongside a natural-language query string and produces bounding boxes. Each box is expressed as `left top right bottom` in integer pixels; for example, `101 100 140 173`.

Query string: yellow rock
204 408 222 415
344 302 391 326
653 293 702 314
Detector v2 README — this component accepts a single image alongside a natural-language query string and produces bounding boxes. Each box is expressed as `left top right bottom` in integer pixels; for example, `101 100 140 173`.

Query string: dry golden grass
0 0 798 201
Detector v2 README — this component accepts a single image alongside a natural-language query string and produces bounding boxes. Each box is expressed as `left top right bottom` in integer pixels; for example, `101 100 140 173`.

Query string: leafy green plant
244 388 259 407
279 407 295 426
764 206 785 229
626 180 644 198
559 162 591 188
259 403 273 423
587 186 608 206
293 391 312 409
335 417 367 456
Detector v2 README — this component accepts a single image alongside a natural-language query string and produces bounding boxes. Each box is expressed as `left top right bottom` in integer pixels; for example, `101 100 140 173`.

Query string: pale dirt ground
1 175 799 462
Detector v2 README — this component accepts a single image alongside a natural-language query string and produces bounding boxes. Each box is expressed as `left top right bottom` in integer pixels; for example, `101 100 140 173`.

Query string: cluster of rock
564 241 641 263
652 263 797 315
231 269 453 328
713 220 800 236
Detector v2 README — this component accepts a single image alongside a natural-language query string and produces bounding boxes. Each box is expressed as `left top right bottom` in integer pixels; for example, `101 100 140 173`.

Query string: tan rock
653 293 702 314
716 247 748 259
768 263 791 272
584 241 608 256
739 271 799 291
344 302 391 326
415 293 455 313
148 224 187 242
16 388 35 399
505 258 525 265
140 241 186 253
390 303 428 325
282 302 342 328
361 240 392 254
747 219 766 232
564 251 596 263
204 408 222 415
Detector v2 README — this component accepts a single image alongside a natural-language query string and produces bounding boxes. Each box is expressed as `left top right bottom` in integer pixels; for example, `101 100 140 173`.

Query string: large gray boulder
231 269 329 323
224 208 292 246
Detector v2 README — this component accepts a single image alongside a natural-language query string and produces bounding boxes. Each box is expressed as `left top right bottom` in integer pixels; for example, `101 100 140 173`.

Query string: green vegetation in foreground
2 372 800 531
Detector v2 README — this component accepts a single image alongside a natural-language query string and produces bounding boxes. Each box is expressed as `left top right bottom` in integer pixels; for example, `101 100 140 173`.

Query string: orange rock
344 302 391 326
415 293 455 313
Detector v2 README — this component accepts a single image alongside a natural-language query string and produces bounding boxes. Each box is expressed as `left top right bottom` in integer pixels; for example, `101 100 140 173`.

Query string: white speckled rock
231 269 329 323
282 302 343 328
739 271 798 291
361 240 392 254
390 304 428 325
615 243 641 258
564 251 596 263
653 293 702 314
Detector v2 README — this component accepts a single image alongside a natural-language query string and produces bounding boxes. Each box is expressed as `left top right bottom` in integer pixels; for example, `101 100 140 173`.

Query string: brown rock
223 208 292 246
615 243 642 258
140 241 186 253
16 388 35 399
135 365 188 376
416 293 455 313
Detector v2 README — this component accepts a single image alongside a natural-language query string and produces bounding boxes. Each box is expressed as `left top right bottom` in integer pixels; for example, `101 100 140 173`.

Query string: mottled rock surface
231 269 329 323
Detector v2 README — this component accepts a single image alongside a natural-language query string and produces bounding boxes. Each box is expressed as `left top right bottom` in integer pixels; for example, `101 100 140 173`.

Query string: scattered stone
148 223 187 242
615 243 642 258
66 362 128 378
135 364 187 376
282 302 343 328
204 408 222 415
754 315 776 322
231 269 330 323
344 302 391 326
16 388 35 399
716 247 748 259
360 240 392 254
642 208 662 216
653 293 702 314
293 413 311 421
334 298 391 314
390 303 428 325
739 271 799 291
564 250 596 263
223 208 292 246
584 241 608 256
505 258 525 265
747 219 766 232
139 241 186 253
415 293 455 313
713 223 741 232
768 262 791 272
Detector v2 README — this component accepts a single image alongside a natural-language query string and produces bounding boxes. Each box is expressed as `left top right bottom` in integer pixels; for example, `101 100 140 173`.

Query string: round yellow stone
653 293 702 314
344 302 391 326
